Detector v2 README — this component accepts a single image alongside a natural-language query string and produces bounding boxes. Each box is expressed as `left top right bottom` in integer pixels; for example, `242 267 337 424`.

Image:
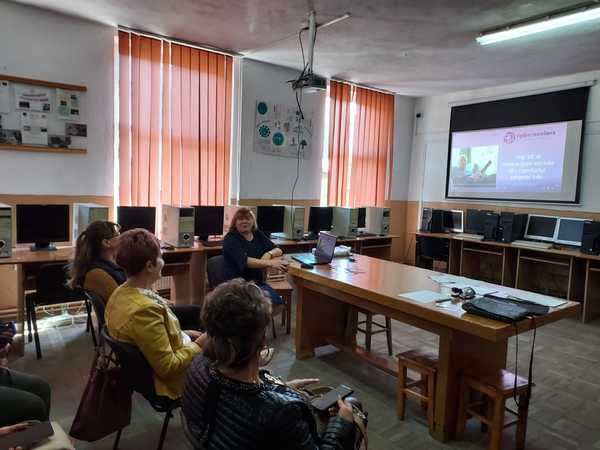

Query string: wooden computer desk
288 255 579 442
414 231 600 322
1 234 399 357
0 245 198 357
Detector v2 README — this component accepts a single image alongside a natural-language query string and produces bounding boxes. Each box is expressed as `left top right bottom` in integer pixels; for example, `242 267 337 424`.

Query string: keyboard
511 240 552 250
455 233 484 241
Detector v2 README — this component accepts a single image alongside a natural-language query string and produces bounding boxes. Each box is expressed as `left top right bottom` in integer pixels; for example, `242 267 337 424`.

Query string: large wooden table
288 254 579 442
414 231 600 322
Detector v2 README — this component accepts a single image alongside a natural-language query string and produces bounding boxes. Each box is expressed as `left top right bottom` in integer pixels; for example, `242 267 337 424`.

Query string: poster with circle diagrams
254 100 312 159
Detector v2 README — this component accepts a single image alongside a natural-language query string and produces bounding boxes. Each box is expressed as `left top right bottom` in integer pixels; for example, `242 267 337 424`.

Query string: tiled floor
9 311 600 449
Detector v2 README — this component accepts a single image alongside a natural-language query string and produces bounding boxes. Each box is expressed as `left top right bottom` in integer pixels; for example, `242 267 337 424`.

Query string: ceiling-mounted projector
292 72 327 92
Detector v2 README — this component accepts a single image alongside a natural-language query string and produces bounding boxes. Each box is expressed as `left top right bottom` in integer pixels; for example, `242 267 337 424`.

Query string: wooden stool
397 350 438 433
357 309 393 355
456 369 530 450
269 279 293 337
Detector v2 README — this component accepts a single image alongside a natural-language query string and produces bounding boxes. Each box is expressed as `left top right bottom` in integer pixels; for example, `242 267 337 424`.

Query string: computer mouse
348 257 356 262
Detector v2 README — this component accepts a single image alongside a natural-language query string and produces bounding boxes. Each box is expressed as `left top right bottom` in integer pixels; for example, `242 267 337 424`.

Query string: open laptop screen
315 232 337 262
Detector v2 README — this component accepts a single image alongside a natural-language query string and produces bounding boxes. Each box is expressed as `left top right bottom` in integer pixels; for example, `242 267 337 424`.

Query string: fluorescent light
477 5 600 45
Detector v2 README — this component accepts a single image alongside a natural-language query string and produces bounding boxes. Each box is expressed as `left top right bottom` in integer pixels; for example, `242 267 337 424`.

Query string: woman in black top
222 207 288 304
182 279 356 450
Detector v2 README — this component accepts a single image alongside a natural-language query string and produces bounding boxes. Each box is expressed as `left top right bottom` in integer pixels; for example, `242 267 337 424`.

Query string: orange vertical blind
118 31 233 207
349 87 395 207
327 81 354 206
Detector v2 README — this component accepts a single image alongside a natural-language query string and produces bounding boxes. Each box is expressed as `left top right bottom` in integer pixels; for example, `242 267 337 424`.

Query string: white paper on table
399 290 451 304
494 291 567 308
429 274 460 284
0 80 9 113
14 85 51 112
20 111 48 145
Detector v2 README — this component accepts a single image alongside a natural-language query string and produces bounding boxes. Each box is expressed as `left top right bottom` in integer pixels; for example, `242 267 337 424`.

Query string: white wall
0 2 114 196
408 70 600 212
237 59 325 200
390 95 415 201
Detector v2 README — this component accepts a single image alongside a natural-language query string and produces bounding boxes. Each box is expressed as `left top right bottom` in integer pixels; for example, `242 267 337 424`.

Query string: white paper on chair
399 290 450 304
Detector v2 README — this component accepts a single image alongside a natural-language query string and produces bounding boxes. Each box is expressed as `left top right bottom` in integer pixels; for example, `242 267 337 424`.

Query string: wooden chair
456 369 530 450
356 309 393 355
397 350 438 433
266 268 293 337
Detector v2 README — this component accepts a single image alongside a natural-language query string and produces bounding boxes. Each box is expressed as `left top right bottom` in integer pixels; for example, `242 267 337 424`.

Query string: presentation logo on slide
504 132 515 144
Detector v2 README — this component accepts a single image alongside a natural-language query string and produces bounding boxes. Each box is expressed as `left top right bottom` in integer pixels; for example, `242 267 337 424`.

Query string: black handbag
462 297 530 323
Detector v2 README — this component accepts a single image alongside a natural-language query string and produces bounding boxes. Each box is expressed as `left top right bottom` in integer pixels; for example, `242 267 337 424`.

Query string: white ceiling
11 0 600 96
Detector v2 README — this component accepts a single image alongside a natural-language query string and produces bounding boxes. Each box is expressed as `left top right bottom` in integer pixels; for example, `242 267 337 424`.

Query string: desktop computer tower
483 212 500 241
497 212 527 243
581 221 600 255
365 207 391 235
420 208 432 232
331 207 359 238
0 204 12 258
430 209 444 233
223 205 257 235
72 203 109 243
272 205 305 240
161 205 194 248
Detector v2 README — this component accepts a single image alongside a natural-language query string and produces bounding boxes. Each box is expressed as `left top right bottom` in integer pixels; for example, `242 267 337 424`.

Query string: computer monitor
524 215 558 242
357 207 366 228
117 206 156 234
256 206 285 236
465 209 487 235
193 206 224 240
555 217 586 246
16 204 70 251
443 210 464 233
308 207 333 233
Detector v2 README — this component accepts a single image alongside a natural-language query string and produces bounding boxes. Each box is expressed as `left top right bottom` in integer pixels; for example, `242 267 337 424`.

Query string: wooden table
414 231 600 322
288 254 579 442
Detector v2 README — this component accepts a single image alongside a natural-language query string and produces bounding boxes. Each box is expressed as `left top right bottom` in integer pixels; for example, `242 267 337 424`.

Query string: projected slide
447 121 583 202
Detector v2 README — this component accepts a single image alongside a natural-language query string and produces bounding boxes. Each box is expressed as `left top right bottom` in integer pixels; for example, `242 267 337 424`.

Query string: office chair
25 263 94 359
101 327 179 450
416 236 449 271
206 255 289 339
85 290 106 344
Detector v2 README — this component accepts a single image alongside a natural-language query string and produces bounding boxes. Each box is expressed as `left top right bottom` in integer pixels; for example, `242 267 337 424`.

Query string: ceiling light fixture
477 2 600 45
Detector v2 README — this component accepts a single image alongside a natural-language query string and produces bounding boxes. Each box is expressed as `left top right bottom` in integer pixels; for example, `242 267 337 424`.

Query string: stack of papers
399 290 450 304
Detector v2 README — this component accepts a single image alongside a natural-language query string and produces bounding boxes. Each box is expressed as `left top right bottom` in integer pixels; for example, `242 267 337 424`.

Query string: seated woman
68 220 125 303
0 323 51 428
105 229 205 399
222 208 288 304
182 279 356 450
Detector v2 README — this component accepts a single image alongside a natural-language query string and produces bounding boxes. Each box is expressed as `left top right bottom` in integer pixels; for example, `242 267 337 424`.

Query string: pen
435 298 452 304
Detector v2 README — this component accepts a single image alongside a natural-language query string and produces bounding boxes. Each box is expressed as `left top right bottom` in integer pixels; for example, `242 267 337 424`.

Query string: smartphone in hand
311 385 354 412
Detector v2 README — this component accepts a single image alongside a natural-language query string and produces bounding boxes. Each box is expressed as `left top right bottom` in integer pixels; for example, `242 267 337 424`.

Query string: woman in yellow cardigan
105 228 205 399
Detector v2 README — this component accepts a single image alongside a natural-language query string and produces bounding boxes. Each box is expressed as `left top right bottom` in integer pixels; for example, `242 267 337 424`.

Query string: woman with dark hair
105 228 205 399
68 220 125 303
182 279 357 449
222 207 288 304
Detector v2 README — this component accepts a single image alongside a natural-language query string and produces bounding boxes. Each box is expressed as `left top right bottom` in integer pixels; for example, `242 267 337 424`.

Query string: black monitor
308 207 333 233
357 207 366 228
16 204 70 251
256 206 285 236
193 205 224 240
524 215 558 242
443 210 463 233
465 209 487 235
117 206 156 234
555 218 585 246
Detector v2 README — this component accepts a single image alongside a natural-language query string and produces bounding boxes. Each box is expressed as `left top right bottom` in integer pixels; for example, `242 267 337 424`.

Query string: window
117 31 233 207
324 80 394 207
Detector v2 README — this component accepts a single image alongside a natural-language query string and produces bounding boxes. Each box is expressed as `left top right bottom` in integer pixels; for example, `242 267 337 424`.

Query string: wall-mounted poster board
0 74 87 154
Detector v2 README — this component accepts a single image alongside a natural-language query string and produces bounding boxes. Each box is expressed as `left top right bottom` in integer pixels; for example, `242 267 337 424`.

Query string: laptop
292 232 337 266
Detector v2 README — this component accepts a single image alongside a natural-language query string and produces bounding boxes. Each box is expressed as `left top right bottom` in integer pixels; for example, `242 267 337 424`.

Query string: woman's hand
0 422 29 442
336 397 354 423
287 378 319 389
269 258 289 272
193 332 208 347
